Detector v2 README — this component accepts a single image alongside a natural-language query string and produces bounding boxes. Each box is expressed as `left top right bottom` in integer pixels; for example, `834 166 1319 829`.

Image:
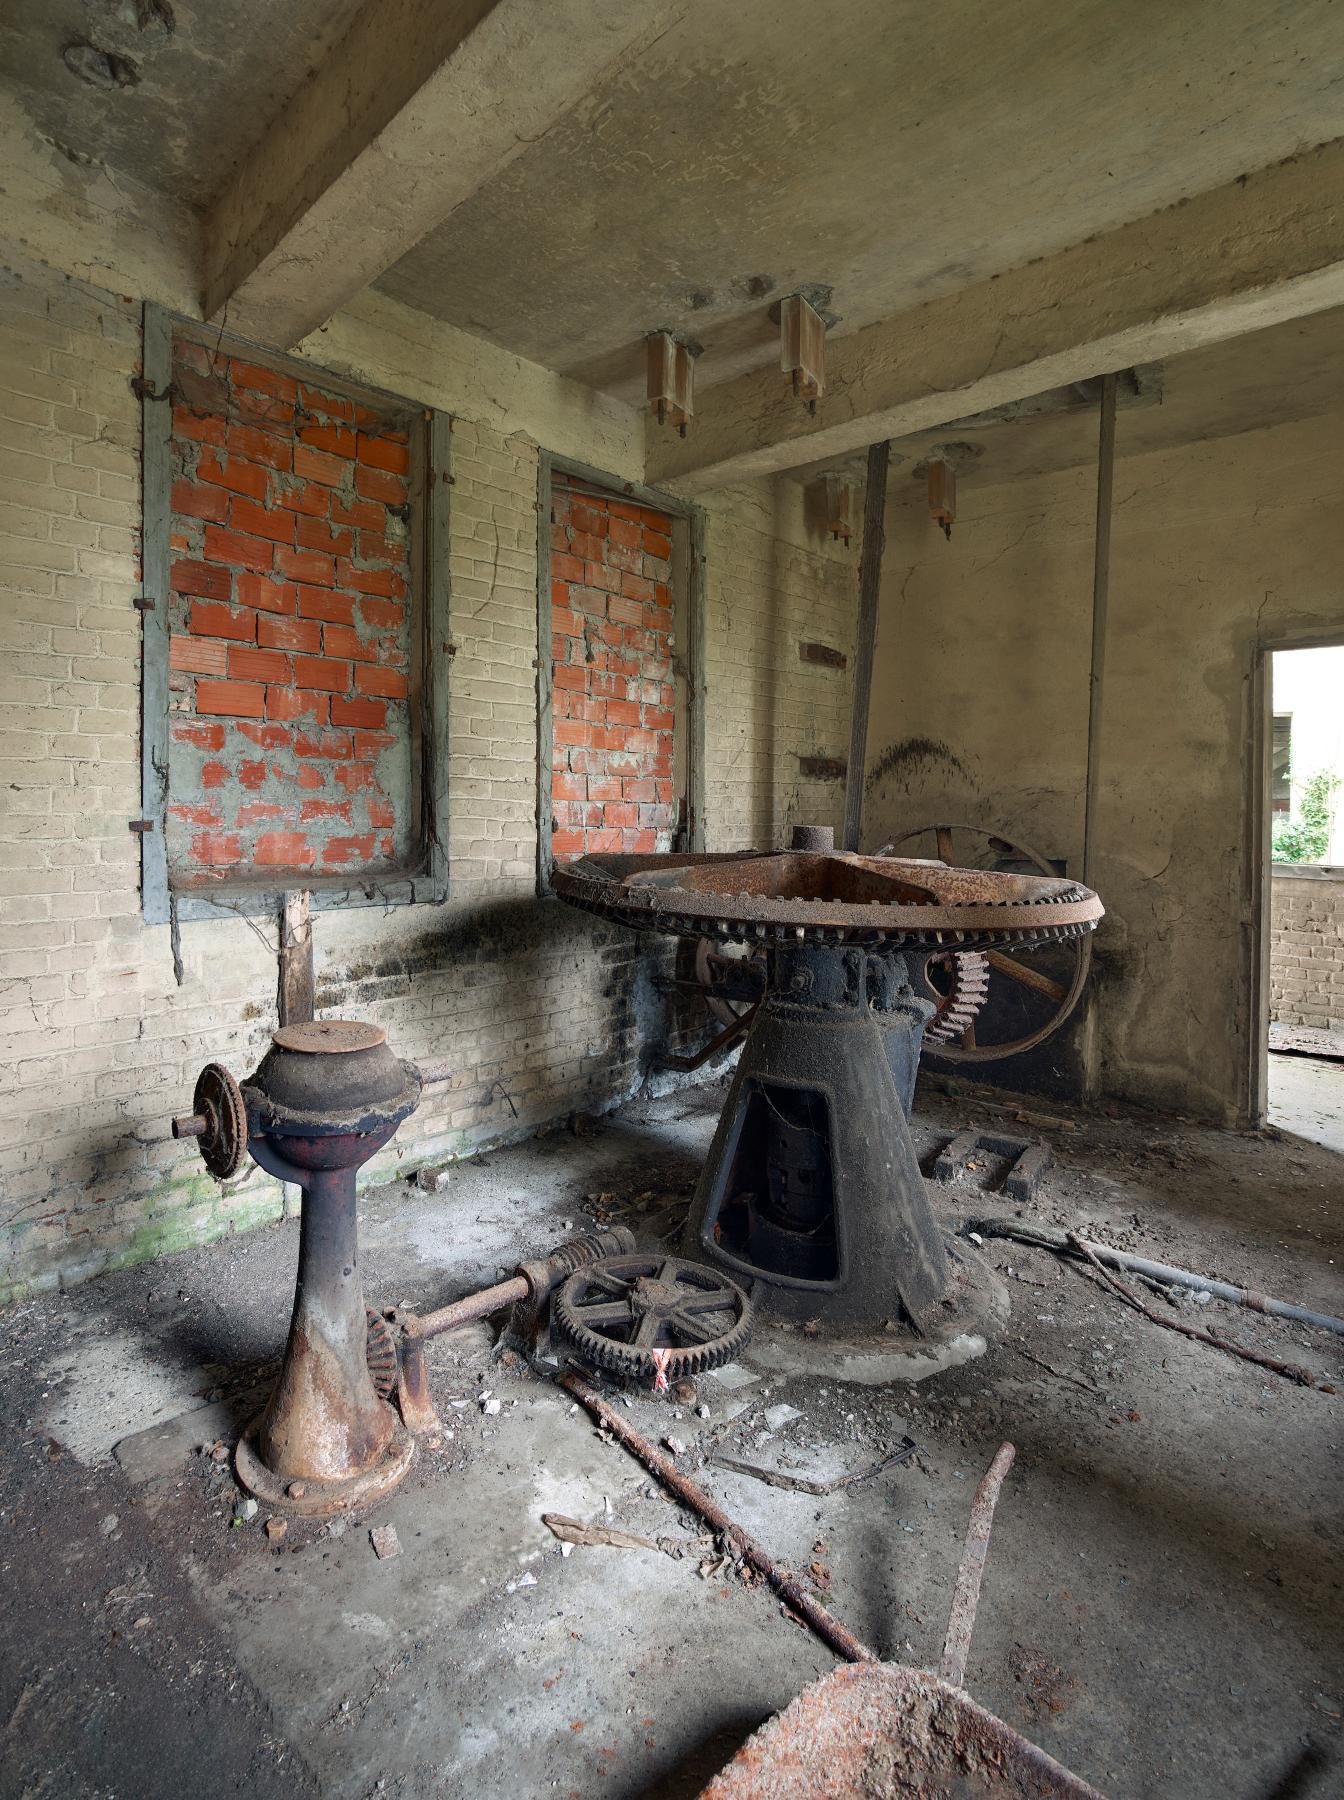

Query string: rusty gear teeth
365 1309 398 1400
555 1253 753 1381
919 950 991 1044
193 1061 247 1180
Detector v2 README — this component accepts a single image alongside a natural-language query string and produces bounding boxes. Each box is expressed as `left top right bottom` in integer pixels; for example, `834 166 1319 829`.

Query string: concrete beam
646 141 1344 493
205 0 675 348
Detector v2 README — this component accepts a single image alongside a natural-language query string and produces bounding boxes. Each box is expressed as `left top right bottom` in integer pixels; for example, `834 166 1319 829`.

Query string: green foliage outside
1272 769 1341 864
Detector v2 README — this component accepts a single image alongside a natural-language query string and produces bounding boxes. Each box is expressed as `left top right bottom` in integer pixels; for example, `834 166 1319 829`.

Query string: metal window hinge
129 819 155 835
133 596 155 612
130 375 174 403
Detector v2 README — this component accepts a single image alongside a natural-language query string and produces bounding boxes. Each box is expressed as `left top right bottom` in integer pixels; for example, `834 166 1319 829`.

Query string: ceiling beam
645 140 1344 493
204 0 676 348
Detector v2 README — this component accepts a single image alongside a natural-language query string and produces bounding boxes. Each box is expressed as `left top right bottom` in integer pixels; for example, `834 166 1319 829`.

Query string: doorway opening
1263 644 1344 1151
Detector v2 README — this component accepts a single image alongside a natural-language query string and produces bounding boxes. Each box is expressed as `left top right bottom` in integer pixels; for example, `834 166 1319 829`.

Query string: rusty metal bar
560 1368 878 1665
842 439 891 853
406 1273 529 1342
657 1009 755 1074
939 1441 1016 1690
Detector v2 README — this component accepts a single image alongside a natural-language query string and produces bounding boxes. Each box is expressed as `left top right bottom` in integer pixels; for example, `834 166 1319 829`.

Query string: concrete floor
1 1080 1341 1799
1269 1052 1344 1155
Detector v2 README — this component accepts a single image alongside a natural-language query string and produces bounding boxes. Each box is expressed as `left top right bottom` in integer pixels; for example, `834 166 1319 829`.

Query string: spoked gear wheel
915 949 990 1045
365 1309 397 1401
883 823 1093 1063
555 1253 753 1381
193 1062 247 1180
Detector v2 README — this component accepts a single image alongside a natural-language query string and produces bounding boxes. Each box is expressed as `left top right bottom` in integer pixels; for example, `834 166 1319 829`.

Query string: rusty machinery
173 1024 689 1505
685 823 1090 1072
552 841 1101 1338
879 822 1094 1065
173 1021 448 1514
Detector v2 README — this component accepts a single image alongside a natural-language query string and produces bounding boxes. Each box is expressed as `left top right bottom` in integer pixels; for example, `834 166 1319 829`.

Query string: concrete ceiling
0 0 364 209
374 0 1344 400
870 304 1344 500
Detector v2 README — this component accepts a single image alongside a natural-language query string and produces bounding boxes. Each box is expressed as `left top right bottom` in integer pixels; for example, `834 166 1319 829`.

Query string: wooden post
278 890 314 1026
1082 374 1117 887
842 440 891 852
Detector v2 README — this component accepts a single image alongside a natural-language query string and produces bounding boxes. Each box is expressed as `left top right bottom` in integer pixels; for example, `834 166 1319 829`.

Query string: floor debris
369 1525 401 1561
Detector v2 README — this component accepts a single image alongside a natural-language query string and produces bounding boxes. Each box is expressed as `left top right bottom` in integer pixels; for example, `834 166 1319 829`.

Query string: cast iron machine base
685 940 950 1332
552 845 1102 1339
174 1020 451 1516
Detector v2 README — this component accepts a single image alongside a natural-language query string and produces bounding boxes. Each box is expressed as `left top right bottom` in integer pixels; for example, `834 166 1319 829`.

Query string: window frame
138 302 451 925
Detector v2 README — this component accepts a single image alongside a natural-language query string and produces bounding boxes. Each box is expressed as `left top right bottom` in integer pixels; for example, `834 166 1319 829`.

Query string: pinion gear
365 1309 398 1400
916 950 991 1044
555 1253 753 1380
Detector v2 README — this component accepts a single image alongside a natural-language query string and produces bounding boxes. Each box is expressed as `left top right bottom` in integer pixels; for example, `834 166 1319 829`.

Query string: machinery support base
235 1410 416 1517
757 1233 1009 1385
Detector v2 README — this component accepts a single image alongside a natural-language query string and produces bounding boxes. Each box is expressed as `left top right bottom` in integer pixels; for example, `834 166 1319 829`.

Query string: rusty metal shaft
409 1273 529 1341
940 1441 1015 1690
559 1369 877 1665
396 1228 638 1344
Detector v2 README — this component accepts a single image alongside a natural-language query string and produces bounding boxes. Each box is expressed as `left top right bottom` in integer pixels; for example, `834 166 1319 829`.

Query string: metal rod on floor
1066 1232 1333 1391
1082 373 1117 889
842 440 891 853
559 1368 879 1665
940 1442 1015 1689
963 1218 1344 1336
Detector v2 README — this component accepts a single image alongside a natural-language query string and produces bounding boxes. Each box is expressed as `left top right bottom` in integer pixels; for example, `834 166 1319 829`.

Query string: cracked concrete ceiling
374 0 1344 400
867 306 1344 497
0 0 365 210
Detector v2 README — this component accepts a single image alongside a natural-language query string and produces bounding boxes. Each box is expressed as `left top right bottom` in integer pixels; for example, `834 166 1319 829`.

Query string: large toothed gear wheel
555 1254 753 1380
193 1062 247 1180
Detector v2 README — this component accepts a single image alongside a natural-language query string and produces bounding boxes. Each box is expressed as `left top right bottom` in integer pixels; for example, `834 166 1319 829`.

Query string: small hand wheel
189 1062 247 1180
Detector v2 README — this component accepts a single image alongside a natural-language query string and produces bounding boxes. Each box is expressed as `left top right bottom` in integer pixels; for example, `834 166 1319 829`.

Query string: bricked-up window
548 479 680 860
139 311 448 921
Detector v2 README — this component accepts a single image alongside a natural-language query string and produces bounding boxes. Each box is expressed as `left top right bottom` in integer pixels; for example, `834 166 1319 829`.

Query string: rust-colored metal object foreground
551 850 1102 951
698 1661 1106 1799
174 1021 451 1516
697 1436 1105 1800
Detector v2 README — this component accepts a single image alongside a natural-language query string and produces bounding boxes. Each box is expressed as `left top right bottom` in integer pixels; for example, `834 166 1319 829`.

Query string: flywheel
555 1253 753 1381
883 823 1093 1064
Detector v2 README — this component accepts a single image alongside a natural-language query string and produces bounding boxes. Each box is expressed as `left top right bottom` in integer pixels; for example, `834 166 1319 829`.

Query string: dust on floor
1 1080 1340 1800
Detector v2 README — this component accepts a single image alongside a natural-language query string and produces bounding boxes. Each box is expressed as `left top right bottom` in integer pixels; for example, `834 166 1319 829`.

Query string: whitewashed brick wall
703 480 856 849
1270 871 1344 1031
0 256 858 1302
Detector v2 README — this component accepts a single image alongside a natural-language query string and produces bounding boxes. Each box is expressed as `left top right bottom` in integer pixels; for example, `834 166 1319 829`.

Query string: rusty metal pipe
396 1228 638 1344
560 1368 878 1665
405 1274 530 1341
939 1442 1016 1690
171 1113 207 1139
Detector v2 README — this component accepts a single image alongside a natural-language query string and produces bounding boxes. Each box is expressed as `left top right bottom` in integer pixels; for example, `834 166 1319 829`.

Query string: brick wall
702 480 857 848
166 339 416 884
1270 870 1344 1030
550 481 677 859
0 256 858 1305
